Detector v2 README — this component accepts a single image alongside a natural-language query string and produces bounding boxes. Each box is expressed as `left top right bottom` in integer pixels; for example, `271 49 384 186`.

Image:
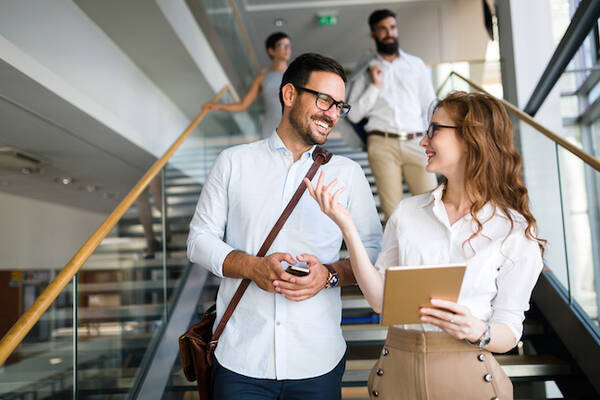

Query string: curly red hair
435 91 546 257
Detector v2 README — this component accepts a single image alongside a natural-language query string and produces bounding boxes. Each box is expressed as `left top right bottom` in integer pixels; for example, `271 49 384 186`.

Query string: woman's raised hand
304 172 353 231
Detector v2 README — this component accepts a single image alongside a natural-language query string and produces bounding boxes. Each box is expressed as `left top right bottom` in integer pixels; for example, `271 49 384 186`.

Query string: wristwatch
323 263 339 288
469 323 491 348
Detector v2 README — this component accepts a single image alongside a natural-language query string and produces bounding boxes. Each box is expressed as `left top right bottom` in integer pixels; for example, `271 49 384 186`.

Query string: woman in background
302 91 545 399
202 32 291 138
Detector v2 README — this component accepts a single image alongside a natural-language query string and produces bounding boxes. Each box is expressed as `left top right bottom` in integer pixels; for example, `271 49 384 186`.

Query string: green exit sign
317 14 338 26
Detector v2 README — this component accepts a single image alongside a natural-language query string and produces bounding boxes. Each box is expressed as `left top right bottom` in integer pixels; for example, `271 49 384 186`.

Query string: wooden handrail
442 71 600 173
0 85 236 366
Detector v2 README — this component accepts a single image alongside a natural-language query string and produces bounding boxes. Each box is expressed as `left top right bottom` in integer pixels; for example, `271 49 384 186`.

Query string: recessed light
85 185 99 193
274 18 286 27
49 357 62 365
54 177 74 185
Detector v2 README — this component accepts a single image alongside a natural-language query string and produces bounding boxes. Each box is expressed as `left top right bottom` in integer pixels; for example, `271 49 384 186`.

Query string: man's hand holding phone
274 254 330 302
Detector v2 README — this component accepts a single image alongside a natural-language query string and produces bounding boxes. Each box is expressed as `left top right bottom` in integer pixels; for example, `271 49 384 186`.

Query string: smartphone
285 262 310 277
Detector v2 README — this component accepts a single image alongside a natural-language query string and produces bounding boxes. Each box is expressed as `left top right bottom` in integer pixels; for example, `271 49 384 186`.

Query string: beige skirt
367 328 513 400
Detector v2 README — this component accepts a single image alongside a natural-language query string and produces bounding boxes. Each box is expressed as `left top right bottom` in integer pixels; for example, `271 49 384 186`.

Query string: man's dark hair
265 32 290 58
279 53 346 109
368 9 396 31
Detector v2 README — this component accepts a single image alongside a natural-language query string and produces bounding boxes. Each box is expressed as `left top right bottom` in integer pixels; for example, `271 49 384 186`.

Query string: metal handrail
0 85 237 366
441 71 600 173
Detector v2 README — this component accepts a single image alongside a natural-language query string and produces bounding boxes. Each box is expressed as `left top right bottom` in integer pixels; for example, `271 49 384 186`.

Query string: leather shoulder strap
211 145 333 341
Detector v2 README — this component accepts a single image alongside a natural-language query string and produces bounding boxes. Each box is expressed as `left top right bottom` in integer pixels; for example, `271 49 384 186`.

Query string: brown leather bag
178 146 333 399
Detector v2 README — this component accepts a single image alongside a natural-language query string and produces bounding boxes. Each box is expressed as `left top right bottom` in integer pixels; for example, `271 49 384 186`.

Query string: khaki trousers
367 134 437 221
368 328 513 400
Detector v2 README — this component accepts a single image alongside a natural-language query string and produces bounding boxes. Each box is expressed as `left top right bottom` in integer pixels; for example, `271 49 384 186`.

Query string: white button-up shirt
187 132 382 379
347 50 436 133
375 185 543 342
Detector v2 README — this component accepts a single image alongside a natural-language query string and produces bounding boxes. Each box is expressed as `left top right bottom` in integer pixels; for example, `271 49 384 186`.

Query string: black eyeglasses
426 123 458 139
294 86 351 117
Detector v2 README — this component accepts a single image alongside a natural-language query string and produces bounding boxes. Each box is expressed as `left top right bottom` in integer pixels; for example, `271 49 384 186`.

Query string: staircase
3 135 592 399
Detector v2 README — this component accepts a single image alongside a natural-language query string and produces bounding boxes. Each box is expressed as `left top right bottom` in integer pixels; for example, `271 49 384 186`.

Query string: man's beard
375 37 398 55
288 102 332 146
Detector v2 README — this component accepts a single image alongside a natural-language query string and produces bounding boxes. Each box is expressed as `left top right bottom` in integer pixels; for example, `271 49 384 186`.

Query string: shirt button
371 390 379 397
484 373 493 382
477 353 486 362
382 348 389 356
376 368 384 376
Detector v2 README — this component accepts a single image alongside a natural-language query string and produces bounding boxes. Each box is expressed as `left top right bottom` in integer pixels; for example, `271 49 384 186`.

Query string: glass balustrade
0 89 252 399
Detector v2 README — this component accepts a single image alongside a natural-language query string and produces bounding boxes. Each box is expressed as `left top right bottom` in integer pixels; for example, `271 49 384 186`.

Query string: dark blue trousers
212 353 346 400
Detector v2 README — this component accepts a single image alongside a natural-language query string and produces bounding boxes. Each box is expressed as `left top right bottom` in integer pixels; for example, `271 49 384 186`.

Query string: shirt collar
267 130 316 160
418 184 444 208
267 130 286 152
418 184 498 222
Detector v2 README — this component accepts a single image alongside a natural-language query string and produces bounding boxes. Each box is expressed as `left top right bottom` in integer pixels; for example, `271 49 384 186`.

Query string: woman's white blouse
375 185 544 343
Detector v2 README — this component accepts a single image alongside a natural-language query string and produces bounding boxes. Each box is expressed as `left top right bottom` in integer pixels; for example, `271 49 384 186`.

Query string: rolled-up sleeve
186 151 235 277
346 162 382 263
490 232 543 343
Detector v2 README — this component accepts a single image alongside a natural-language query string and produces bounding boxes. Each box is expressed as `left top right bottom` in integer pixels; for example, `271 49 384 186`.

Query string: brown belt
368 130 424 141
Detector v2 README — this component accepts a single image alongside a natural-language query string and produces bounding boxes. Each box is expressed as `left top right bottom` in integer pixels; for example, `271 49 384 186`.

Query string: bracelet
467 323 491 348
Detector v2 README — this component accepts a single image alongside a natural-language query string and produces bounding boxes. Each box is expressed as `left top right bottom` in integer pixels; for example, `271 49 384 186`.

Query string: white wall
0 191 106 270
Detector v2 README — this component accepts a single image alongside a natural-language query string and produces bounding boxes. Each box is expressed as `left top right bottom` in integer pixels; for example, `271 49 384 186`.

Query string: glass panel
201 0 256 89
556 146 600 328
0 270 74 399
517 124 569 289
200 0 262 124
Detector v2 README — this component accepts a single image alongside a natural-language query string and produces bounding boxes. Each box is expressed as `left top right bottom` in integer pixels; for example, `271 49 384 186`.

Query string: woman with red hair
303 91 545 399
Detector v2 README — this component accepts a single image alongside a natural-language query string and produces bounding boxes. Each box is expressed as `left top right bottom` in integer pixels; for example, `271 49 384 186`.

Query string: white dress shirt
187 132 382 379
347 50 436 133
375 185 543 343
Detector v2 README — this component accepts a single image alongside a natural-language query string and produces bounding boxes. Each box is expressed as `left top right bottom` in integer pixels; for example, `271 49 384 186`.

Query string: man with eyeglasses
347 8 438 222
187 53 382 399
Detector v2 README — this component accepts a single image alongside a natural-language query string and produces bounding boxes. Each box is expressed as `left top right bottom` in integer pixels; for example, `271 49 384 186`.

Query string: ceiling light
54 177 74 185
49 357 62 365
85 185 99 193
274 18 286 27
